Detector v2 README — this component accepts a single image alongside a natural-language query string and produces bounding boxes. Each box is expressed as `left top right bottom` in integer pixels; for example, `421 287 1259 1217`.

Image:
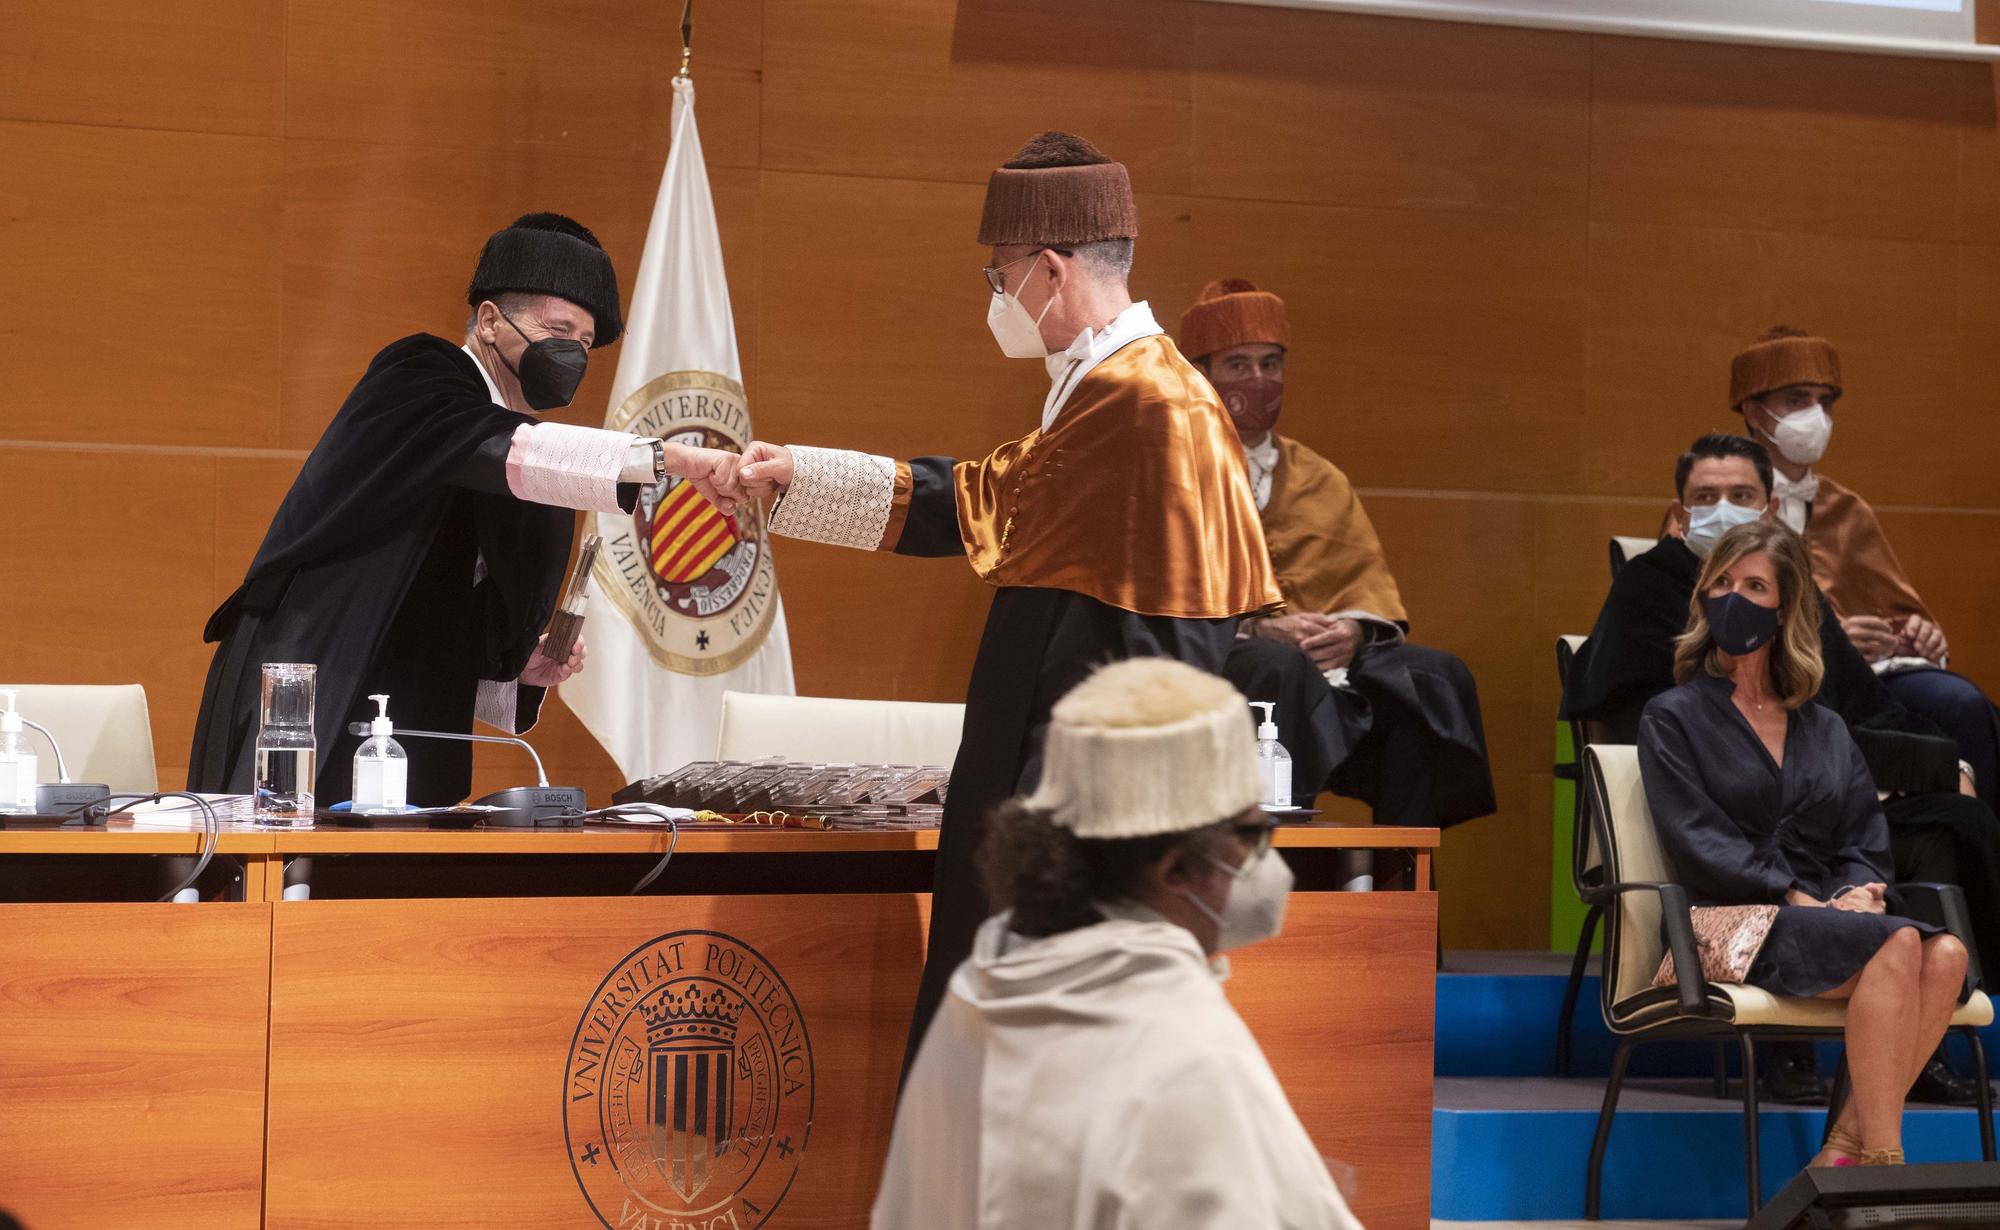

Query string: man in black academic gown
701 133 1281 1067
1565 430 1997 1105
191 213 730 808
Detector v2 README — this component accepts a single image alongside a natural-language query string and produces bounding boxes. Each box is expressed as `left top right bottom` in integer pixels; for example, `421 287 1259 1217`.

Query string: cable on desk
575 804 683 895
98 793 222 902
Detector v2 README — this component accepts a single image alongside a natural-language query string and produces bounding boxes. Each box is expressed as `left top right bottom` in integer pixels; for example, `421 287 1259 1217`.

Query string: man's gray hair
465 290 544 335
1070 238 1134 281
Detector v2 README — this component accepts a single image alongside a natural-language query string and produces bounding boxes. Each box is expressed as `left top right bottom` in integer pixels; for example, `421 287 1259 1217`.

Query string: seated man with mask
1730 326 2000 809
1177 279 1494 828
873 658 1362 1230
1566 431 2000 1106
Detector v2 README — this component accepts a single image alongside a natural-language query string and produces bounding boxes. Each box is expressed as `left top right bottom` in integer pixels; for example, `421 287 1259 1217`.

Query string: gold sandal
1810 1123 1864 1167
1859 1147 1905 1166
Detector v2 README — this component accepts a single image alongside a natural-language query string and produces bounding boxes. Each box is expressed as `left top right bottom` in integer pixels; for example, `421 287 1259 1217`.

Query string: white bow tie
1775 471 1819 506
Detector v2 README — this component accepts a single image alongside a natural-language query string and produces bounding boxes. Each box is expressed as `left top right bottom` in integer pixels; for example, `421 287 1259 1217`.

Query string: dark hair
1674 432 1772 502
978 801 1232 937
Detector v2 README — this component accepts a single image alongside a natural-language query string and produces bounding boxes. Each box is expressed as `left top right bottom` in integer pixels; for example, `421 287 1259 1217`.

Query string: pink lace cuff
505 422 636 514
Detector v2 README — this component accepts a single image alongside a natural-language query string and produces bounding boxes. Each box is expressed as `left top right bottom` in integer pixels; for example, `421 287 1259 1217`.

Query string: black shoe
1909 1056 1991 1107
1758 1044 1830 1105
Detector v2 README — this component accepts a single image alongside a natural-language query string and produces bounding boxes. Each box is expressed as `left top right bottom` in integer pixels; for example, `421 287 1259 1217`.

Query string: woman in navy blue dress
1639 518 1968 1169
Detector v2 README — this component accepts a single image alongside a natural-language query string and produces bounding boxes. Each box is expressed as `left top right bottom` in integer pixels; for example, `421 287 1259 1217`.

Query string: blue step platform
1432 953 2000 1221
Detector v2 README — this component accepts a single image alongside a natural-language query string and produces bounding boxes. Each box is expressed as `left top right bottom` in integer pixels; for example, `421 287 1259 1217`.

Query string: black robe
190 334 624 806
1568 535 2000 961
1224 635 1495 827
893 457 1236 1065
1639 677 1937 997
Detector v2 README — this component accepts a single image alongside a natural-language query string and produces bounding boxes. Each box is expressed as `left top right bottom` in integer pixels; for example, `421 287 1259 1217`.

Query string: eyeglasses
1233 817 1279 864
981 247 1072 295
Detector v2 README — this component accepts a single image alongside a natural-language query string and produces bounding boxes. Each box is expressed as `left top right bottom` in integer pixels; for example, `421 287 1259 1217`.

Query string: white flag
561 77 794 780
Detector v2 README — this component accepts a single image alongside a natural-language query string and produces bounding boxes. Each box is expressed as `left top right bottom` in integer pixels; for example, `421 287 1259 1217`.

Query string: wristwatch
647 439 668 483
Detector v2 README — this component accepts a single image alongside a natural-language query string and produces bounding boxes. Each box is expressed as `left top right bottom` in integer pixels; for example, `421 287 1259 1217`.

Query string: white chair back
0 684 159 791
1610 535 1659 575
715 692 964 767
1585 744 1674 1008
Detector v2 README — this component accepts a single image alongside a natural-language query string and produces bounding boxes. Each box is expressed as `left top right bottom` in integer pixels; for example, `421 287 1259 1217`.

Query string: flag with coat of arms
561 74 795 779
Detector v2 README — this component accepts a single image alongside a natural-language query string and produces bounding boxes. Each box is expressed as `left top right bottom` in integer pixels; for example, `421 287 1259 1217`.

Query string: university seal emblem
565 931 814 1230
596 371 779 676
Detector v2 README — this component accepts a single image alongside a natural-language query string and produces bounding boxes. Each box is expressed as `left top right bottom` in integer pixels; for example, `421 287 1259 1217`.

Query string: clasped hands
1253 611 1365 672
662 441 795 517
1842 612 1947 665
1786 883 1888 915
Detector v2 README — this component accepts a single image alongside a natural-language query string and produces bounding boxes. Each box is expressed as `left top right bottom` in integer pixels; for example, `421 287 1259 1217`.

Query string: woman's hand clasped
1830 883 1889 915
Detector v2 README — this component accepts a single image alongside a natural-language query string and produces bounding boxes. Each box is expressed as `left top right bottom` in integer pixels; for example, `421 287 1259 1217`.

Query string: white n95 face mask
1178 846 1295 953
985 254 1055 359
1769 404 1832 465
1684 500 1763 559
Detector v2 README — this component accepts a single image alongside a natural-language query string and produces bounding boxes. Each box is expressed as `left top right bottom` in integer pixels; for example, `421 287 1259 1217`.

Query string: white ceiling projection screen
1199 0 1998 59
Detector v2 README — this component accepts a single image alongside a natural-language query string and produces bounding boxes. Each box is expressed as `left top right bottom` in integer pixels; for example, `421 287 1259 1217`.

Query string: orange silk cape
1262 434 1407 624
947 335 1281 619
1806 474 1934 625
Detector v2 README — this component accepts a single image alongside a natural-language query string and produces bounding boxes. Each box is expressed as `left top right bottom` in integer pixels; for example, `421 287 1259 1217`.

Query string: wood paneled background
4 0 1998 948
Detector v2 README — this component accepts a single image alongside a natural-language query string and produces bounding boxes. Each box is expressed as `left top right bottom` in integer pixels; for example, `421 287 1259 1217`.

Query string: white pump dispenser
351 693 408 812
0 691 38 813
1249 701 1292 809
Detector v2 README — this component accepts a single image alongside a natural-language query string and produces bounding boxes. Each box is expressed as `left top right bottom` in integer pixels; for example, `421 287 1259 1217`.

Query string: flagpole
679 0 694 79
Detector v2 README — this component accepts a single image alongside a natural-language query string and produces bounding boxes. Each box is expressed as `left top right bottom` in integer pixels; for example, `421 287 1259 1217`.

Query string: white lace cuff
505 422 639 514
474 679 521 735
767 445 897 550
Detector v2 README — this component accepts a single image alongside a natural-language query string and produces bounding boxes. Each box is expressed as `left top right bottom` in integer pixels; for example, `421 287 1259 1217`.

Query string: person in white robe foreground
872 657 1364 1230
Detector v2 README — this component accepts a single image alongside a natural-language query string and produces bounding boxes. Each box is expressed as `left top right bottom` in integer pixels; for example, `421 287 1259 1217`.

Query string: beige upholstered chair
0 684 158 792
1609 535 1659 576
1581 743 1996 1220
715 692 964 767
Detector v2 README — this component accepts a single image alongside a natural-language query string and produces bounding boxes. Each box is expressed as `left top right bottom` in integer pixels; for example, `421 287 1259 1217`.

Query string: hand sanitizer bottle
351 693 408 812
1249 701 1292 809
0 691 38 814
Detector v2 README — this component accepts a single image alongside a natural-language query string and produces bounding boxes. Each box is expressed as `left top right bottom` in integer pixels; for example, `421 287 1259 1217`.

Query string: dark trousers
1884 667 2000 809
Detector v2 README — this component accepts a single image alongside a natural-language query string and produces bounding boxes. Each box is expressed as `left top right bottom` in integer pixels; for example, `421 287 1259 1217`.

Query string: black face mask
495 307 588 410
1704 590 1780 657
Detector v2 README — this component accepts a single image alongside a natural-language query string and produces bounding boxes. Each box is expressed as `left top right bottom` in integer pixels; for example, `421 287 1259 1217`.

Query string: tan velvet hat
1024 658 1263 840
1730 325 1843 409
1177 277 1291 362
977 131 1139 247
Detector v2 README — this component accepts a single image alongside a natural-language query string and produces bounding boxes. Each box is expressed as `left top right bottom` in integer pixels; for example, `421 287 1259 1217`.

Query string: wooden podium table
0 822 1436 1230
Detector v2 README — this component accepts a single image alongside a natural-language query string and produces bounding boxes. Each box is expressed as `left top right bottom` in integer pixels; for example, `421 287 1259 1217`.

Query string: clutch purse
1652 903 1779 987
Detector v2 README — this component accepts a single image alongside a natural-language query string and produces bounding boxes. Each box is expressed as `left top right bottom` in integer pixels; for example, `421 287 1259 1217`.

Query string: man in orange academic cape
702 132 1280 1063
1179 278 1496 829
1729 325 2000 807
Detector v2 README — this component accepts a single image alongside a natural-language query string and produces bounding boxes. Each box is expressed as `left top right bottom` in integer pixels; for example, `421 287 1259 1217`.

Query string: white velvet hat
1024 658 1263 839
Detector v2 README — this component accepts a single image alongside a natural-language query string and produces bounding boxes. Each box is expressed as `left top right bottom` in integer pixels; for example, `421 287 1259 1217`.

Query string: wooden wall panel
1589 36 1970 243
0 903 271 1229
0 0 284 134
1583 222 1960 504
0 121 284 449
1192 6 1591 216
763 0 1195 188
0 451 218 791
6 0 2000 951
1189 197 1589 493
285 0 762 168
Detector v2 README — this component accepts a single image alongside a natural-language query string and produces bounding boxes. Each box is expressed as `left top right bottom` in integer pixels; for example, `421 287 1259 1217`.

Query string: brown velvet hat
1177 278 1290 362
1730 325 1842 410
977 132 1139 247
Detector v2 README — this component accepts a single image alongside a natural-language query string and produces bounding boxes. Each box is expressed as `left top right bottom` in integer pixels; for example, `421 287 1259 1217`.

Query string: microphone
343 724 585 826
20 716 111 819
